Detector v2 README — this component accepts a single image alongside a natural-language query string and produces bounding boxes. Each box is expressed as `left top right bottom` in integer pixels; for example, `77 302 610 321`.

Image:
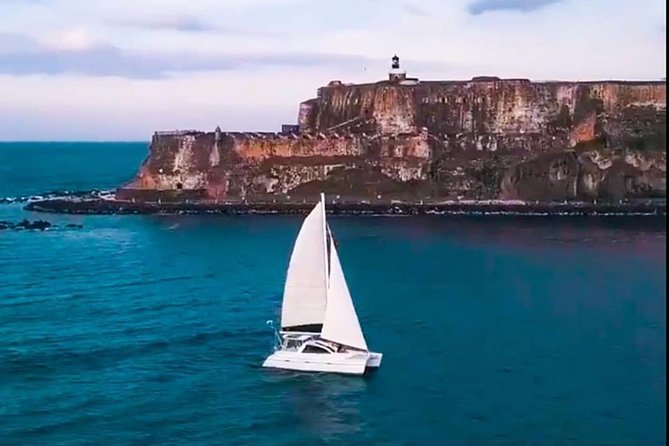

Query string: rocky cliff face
119 78 666 202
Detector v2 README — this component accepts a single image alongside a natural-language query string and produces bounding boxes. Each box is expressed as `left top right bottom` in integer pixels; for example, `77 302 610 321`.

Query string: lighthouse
391 54 400 69
388 54 407 82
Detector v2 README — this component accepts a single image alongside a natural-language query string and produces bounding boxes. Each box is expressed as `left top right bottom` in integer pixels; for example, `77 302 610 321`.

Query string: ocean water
0 142 666 445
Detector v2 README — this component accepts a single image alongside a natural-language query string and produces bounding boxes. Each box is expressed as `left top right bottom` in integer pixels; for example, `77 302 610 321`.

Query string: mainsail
280 198 328 330
320 233 369 351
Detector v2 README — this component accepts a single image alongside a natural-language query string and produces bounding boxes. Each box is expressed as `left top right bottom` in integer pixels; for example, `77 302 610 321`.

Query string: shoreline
23 198 667 216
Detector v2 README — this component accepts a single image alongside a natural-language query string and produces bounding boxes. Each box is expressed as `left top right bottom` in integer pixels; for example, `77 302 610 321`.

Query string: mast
320 192 329 291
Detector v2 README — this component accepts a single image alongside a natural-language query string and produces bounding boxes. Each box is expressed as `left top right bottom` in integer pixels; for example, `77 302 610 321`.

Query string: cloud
106 15 282 38
401 3 430 17
468 0 562 15
0 32 39 53
0 69 341 140
109 15 224 33
0 34 372 78
39 27 100 51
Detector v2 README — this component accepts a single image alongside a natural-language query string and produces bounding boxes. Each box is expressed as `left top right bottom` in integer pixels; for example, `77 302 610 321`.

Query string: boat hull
262 350 382 375
366 352 383 368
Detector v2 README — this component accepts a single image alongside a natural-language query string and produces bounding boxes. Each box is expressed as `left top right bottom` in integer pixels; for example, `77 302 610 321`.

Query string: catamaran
262 193 382 375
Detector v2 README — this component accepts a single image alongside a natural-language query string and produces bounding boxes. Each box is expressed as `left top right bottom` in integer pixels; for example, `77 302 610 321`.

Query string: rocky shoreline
23 198 666 216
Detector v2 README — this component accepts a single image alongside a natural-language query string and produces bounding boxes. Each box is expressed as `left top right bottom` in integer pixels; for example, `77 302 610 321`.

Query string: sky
0 0 666 141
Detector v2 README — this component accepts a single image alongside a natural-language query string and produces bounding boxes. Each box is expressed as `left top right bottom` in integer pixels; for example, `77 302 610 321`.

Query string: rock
17 219 52 230
499 149 666 201
0 219 53 231
0 219 86 231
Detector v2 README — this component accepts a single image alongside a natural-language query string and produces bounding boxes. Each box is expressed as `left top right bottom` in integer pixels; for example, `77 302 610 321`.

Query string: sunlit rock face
119 78 666 203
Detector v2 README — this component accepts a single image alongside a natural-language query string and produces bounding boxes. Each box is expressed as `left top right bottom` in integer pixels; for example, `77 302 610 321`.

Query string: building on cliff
388 55 419 86
118 56 666 204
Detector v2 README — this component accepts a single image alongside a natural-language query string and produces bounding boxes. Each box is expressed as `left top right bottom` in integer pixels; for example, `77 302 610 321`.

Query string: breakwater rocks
0 219 83 231
24 198 666 216
0 189 114 205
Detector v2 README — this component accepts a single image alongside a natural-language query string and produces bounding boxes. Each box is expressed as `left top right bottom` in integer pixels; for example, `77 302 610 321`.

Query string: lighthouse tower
388 54 407 83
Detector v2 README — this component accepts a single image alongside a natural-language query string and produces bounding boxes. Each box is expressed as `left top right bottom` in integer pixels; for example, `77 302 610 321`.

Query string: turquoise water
0 143 666 445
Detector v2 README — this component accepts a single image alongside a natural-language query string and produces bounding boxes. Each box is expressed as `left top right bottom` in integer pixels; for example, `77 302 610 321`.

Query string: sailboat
262 193 382 375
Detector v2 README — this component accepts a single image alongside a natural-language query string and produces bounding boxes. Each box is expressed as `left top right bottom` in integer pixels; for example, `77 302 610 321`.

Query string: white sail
320 234 369 351
281 199 328 330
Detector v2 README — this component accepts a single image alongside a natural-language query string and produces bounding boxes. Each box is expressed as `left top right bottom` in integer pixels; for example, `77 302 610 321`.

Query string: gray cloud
468 0 561 15
0 32 40 54
401 3 429 17
106 14 282 36
117 16 218 32
106 15 246 33
0 36 371 78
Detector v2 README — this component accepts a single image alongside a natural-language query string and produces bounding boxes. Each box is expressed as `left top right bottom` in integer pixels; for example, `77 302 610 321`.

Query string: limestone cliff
119 76 666 203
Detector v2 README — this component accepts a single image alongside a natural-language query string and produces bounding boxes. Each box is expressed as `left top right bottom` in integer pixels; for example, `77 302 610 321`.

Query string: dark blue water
0 143 666 445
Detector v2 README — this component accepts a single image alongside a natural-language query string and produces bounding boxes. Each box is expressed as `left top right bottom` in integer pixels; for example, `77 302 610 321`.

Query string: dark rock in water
0 218 85 231
0 219 53 231
17 219 52 230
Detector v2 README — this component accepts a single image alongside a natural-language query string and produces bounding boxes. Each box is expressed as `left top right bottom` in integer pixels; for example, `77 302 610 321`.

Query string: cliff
119 75 666 203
